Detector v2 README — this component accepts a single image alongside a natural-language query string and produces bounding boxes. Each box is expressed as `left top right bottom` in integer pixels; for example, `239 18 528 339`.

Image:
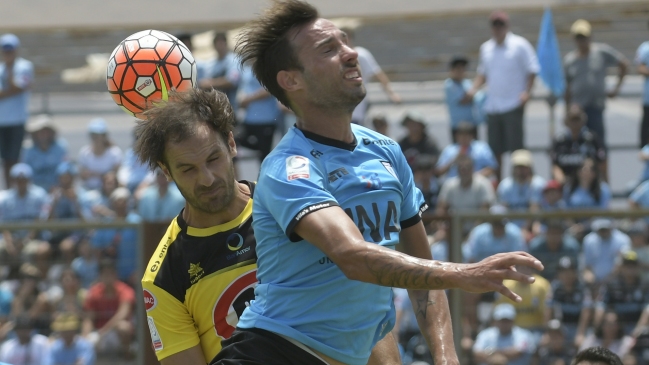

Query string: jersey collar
297 126 357 152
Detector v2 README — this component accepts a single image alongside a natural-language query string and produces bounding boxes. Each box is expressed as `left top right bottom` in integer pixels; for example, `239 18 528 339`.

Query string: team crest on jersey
188 263 204 284
143 289 157 312
213 269 258 339
286 156 310 180
381 161 398 179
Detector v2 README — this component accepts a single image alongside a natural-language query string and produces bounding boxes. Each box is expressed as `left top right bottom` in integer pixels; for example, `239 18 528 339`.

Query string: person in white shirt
464 10 540 179
77 118 123 191
0 316 51 365
341 28 401 125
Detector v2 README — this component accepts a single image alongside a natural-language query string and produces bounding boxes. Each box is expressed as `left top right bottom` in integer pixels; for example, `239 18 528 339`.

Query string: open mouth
344 69 362 81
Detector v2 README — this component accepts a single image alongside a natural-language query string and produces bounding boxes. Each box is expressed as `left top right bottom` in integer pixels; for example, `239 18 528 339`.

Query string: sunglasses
491 20 506 28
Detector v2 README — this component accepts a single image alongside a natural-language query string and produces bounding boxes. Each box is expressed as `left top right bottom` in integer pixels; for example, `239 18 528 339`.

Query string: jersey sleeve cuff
400 203 429 229
286 201 339 242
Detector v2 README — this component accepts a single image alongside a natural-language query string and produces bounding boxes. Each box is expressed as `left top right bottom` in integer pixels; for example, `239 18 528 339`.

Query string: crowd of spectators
0 8 646 365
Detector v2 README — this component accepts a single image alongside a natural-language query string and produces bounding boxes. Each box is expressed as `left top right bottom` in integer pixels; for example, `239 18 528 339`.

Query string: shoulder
142 218 181 283
509 33 533 47
498 177 514 189
505 222 523 236
28 184 48 199
528 236 545 251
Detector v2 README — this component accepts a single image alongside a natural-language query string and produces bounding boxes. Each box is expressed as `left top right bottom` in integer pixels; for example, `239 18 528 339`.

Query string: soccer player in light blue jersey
212 1 544 365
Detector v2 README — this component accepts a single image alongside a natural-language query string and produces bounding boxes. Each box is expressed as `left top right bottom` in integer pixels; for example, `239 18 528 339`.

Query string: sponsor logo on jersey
381 161 398 179
143 289 157 312
310 149 323 159
294 202 332 222
328 167 349 183
226 233 244 251
361 173 382 190
344 201 400 242
213 269 257 339
147 316 163 351
188 262 205 284
286 156 310 180
363 138 396 146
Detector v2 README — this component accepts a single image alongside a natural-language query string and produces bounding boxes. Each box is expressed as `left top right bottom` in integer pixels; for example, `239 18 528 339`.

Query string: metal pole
449 213 464 360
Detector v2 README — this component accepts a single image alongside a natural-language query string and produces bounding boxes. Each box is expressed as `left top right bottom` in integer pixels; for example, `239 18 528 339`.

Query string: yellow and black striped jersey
141 181 257 362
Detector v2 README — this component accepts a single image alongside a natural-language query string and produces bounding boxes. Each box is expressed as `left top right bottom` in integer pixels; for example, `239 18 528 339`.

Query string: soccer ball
106 29 197 119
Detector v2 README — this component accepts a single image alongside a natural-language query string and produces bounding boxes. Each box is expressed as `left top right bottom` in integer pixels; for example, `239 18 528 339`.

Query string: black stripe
286 201 339 242
298 127 357 151
400 203 429 229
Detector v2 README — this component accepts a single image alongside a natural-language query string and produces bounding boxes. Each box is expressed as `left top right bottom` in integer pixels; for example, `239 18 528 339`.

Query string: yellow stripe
187 198 253 237
191 260 256 286
156 65 169 101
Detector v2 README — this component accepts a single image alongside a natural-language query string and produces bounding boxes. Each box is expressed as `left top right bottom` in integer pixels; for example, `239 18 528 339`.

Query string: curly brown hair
235 0 318 109
133 88 235 170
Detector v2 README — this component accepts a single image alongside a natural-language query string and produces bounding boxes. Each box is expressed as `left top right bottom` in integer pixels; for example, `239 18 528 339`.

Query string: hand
607 88 619 98
460 91 475 105
574 334 584 348
519 91 531 105
451 252 544 302
239 96 251 109
389 92 402 104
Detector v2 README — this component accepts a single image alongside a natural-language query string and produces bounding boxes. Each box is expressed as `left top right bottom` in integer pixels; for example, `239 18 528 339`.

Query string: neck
183 181 250 228
17 187 28 197
580 179 593 190
578 45 590 55
93 144 107 154
408 133 423 144
460 176 472 188
296 107 355 144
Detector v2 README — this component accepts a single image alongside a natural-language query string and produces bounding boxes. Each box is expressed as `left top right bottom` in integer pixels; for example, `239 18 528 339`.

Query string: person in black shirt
534 319 577 365
550 104 606 185
398 111 440 170
550 256 593 347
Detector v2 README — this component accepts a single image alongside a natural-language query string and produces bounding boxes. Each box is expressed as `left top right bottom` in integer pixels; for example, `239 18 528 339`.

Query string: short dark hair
99 259 117 274
572 346 623 365
214 32 227 43
133 88 235 170
235 0 319 109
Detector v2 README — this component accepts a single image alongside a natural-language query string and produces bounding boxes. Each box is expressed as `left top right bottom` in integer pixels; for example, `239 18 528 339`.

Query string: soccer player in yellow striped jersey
133 88 257 365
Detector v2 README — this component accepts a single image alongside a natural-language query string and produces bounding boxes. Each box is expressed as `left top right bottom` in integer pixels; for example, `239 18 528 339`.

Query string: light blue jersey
240 124 426 365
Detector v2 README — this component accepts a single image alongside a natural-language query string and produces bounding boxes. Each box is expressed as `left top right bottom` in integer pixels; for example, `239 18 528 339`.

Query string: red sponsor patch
143 289 157 312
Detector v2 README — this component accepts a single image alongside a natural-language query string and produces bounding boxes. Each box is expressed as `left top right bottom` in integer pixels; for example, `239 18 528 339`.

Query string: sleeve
630 182 649 203
142 281 200 361
14 61 34 89
599 183 611 209
476 44 486 76
393 148 427 228
435 146 455 169
257 154 339 242
600 44 625 67
521 38 541 74
472 330 490 352
357 47 381 78
225 55 241 85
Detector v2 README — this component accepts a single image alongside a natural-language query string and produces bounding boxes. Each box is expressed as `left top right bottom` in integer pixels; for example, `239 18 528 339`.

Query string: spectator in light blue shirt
49 313 96 365
0 34 34 188
473 303 536 365
565 157 611 210
444 56 485 142
22 115 68 192
91 188 141 285
583 218 631 285
630 180 649 214
436 122 498 179
137 168 185 222
198 32 240 110
0 163 49 222
465 205 526 263
117 132 149 193
636 35 649 148
497 149 545 229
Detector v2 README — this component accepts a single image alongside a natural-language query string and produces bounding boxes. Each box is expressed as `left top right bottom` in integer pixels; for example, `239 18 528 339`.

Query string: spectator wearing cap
436 121 498 179
78 118 123 191
82 260 134 359
625 221 649 286
595 251 649 335
0 34 34 189
21 115 68 192
341 27 401 125
548 256 594 346
49 313 95 365
529 221 580 282
583 219 631 286
436 154 495 216
465 205 526 264
116 130 149 193
48 162 91 221
412 154 441 211
551 104 607 185
137 168 185 222
473 303 536 365
539 180 566 211
564 19 628 158
534 319 577 365
494 263 551 342
0 315 50 365
638 22 649 148
90 188 140 285
464 10 540 180
497 149 545 229
398 111 440 170
564 157 611 210
444 56 485 141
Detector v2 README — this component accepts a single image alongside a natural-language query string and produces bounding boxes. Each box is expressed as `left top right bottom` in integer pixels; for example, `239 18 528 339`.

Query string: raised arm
294 205 543 301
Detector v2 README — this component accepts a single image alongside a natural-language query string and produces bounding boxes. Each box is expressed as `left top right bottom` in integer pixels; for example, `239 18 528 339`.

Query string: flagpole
548 94 557 141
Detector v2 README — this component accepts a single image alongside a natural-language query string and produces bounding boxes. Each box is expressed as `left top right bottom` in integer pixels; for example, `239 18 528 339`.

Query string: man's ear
157 162 173 182
227 131 237 158
277 70 302 93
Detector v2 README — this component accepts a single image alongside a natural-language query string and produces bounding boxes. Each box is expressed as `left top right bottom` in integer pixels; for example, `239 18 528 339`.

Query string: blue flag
537 8 565 97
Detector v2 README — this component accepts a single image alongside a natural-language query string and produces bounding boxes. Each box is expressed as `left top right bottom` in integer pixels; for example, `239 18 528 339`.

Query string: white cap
10 163 33 179
493 303 516 321
0 34 20 50
87 118 108 134
26 115 56 133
